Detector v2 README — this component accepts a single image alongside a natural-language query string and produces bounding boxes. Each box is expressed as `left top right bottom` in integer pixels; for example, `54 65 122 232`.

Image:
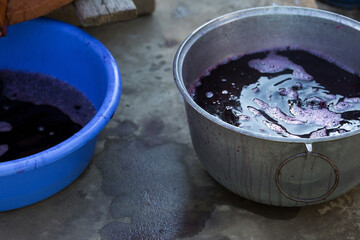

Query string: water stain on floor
97 138 190 239
96 120 300 240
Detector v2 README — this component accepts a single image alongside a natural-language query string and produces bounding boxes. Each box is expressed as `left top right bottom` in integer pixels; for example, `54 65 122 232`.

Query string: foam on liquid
191 47 360 138
0 70 96 161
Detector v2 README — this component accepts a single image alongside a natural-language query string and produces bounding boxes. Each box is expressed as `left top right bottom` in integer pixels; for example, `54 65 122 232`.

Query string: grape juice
191 48 360 138
0 70 96 161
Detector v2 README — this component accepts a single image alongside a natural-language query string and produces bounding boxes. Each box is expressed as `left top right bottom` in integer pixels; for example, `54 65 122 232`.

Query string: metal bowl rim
173 6 360 144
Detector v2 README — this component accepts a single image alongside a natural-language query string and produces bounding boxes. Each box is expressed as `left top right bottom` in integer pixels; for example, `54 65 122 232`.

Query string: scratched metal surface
0 0 359 239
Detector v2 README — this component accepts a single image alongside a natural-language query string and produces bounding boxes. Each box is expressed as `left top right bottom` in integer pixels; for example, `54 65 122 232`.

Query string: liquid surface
191 48 360 138
0 70 96 162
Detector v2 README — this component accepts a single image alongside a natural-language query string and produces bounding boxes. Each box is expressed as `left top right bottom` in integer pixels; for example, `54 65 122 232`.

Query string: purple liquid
0 70 96 162
191 47 360 138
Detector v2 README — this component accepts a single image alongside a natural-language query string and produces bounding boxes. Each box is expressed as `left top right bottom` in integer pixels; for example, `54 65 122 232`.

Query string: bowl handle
275 144 339 203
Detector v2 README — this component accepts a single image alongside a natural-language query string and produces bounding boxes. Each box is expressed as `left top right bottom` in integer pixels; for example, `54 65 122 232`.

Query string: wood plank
74 0 137 27
0 0 7 36
46 3 82 26
6 0 73 25
132 0 154 15
46 0 155 26
279 0 317 8
105 0 137 22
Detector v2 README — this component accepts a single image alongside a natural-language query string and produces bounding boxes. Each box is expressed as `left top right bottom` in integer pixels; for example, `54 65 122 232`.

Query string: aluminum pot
173 6 360 206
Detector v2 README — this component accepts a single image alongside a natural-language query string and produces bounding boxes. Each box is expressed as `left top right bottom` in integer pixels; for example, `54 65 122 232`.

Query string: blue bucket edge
0 18 122 177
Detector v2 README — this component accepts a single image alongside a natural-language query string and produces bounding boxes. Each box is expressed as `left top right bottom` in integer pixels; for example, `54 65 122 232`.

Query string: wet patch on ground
96 120 301 239
97 137 190 239
149 60 167 72
140 117 166 147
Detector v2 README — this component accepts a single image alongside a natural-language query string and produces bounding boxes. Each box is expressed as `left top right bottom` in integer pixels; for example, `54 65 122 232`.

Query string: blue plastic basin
0 18 121 211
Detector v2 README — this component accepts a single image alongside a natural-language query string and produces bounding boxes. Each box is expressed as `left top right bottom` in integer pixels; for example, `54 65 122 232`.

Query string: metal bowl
0 18 121 211
174 7 360 206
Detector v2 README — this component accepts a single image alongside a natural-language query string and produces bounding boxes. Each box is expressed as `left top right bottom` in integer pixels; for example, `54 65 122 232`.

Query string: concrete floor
1 0 360 239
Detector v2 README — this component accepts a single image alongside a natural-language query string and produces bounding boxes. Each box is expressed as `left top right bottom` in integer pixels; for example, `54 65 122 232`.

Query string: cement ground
1 0 360 239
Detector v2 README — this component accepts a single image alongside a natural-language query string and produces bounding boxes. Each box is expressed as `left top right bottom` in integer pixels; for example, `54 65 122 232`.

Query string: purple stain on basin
0 18 121 211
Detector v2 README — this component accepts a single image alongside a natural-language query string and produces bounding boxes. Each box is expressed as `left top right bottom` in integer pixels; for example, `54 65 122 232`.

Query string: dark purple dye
0 70 96 162
191 47 360 138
